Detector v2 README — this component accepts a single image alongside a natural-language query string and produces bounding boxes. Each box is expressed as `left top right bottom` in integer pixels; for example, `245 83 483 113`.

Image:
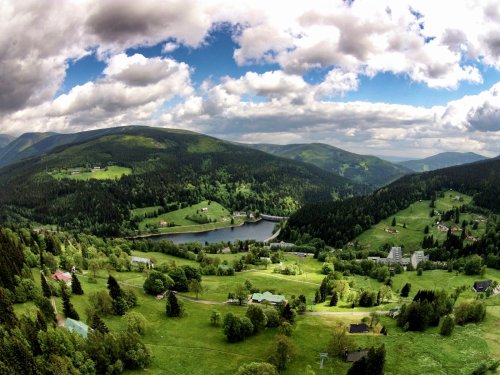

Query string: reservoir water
150 220 277 244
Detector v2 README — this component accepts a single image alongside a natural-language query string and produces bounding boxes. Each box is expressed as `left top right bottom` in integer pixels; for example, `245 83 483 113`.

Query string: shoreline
125 217 264 240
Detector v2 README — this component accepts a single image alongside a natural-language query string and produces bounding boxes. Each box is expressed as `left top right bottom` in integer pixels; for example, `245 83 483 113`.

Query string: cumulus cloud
1 0 500 158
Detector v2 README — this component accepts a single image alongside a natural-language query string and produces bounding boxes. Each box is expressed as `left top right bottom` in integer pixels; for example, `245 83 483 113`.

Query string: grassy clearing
13 264 500 375
355 191 486 251
136 200 245 234
50 166 132 181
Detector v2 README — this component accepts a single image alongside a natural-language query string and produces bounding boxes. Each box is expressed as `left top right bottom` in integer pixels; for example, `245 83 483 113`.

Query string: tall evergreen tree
107 275 122 300
90 313 109 334
61 286 79 320
400 283 411 297
0 287 18 329
41 273 51 298
329 292 338 306
166 292 183 317
71 273 84 295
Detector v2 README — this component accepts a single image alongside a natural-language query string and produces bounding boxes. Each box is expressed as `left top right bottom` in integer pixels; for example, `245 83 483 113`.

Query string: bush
440 315 455 336
143 271 174 295
278 321 293 337
246 305 268 333
236 362 278 375
265 308 281 328
210 310 221 327
125 312 147 335
455 301 486 325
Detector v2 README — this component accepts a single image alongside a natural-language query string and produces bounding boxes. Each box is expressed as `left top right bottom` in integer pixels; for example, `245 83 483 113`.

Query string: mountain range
0 134 15 149
245 143 411 188
0 126 363 235
398 152 488 172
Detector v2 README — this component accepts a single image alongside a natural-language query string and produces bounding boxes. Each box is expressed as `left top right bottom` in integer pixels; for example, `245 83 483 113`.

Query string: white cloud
1 0 500 158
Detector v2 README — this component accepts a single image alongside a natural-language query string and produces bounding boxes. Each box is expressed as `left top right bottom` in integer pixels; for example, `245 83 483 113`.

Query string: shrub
440 315 455 336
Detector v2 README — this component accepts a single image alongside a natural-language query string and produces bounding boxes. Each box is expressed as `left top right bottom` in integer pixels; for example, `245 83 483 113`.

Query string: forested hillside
0 126 364 236
282 158 500 248
246 142 410 188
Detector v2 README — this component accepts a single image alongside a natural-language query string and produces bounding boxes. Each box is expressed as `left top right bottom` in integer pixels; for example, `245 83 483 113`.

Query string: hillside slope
0 127 139 168
0 132 60 166
0 134 15 149
399 152 488 172
282 158 500 247
0 126 364 235
246 143 411 188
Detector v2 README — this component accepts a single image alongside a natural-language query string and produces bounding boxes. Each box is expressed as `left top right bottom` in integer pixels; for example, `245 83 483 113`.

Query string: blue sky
1 0 500 158
62 26 500 108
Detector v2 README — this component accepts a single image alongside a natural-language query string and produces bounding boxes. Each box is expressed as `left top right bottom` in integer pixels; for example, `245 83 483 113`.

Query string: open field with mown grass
13 255 500 375
50 165 132 180
355 190 487 251
134 200 246 234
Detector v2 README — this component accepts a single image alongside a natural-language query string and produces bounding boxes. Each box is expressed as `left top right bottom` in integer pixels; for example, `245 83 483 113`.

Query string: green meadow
134 200 245 234
50 165 132 181
355 191 487 251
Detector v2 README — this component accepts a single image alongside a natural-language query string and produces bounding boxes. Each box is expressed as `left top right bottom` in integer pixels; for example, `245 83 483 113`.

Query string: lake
150 220 277 244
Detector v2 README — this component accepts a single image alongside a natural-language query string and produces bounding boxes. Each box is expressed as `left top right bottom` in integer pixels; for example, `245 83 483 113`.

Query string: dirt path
306 310 389 316
176 294 226 305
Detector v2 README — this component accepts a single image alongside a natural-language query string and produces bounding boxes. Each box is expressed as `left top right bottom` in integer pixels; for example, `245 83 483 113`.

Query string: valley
0 127 498 375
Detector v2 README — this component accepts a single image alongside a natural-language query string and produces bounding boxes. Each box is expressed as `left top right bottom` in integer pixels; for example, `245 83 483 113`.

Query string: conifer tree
90 313 109 334
166 292 183 317
107 275 122 300
61 286 79 320
329 292 338 306
0 287 18 329
71 273 84 295
41 273 51 298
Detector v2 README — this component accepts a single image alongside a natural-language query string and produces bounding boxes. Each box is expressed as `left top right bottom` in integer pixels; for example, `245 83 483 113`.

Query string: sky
1 1 500 158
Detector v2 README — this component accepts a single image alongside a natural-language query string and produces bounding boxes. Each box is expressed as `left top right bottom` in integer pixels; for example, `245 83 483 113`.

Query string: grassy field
13 259 500 375
50 166 132 181
355 191 487 251
135 200 245 234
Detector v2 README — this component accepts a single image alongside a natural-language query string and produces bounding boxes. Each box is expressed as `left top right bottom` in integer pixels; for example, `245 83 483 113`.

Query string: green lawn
136 200 245 234
13 265 500 375
355 191 486 251
50 166 132 181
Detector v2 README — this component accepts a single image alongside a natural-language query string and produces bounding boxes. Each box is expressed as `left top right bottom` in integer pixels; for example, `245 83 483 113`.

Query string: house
451 226 462 233
384 228 399 234
345 349 369 362
130 256 153 269
220 247 232 254
437 223 449 232
52 271 72 286
473 280 492 293
71 170 80 175
388 306 401 318
92 166 101 170
466 233 478 241
201 207 208 212
270 241 294 250
159 220 168 227
251 291 286 305
64 318 89 338
349 323 369 333
411 251 429 269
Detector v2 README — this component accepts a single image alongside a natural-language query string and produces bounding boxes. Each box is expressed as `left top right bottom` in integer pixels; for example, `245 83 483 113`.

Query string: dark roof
473 280 492 292
349 323 369 333
346 350 369 362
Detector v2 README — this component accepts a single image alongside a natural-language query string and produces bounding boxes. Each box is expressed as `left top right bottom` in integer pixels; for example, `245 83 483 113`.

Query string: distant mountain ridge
0 134 15 149
0 127 145 168
244 142 412 188
398 152 488 172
